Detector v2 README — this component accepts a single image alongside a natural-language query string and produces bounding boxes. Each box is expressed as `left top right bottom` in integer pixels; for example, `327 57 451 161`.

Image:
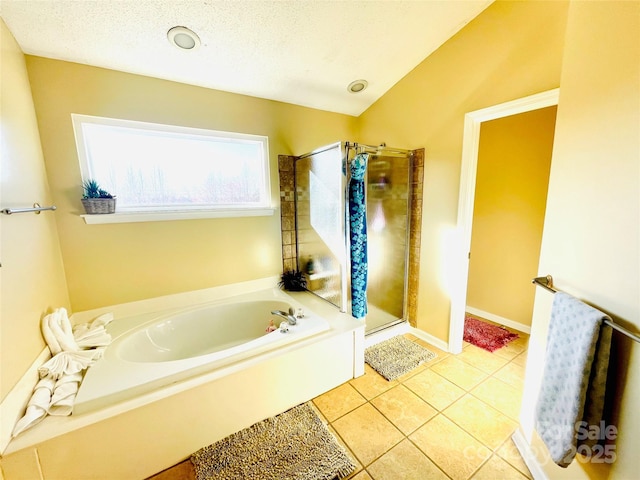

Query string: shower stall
294 141 414 334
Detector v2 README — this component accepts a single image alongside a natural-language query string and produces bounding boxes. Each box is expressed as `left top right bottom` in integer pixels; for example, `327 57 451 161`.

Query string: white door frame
448 88 560 354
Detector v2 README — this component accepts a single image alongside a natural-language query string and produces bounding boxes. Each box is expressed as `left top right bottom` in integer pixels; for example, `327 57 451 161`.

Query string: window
72 114 272 222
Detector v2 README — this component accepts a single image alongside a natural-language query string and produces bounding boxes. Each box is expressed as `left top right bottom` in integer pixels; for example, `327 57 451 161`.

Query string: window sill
81 208 275 224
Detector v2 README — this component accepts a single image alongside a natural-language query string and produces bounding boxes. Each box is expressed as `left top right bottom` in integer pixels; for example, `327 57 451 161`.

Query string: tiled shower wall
406 148 424 327
278 148 424 327
278 155 298 273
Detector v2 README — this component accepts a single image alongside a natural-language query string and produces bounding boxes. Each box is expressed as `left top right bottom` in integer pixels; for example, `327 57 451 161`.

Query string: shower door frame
294 142 349 312
344 142 413 333
294 141 413 330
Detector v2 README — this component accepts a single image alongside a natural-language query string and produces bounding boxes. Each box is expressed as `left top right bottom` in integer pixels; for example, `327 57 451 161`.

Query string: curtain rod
532 275 640 343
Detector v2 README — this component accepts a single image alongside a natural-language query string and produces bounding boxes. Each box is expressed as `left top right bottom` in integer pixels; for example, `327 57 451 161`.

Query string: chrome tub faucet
270 309 298 326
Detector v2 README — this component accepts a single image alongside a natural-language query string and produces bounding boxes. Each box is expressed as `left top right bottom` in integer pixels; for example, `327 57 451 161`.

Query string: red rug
463 316 519 352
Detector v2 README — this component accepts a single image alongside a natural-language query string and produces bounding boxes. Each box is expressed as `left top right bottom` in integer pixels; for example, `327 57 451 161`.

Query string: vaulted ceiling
1 0 493 116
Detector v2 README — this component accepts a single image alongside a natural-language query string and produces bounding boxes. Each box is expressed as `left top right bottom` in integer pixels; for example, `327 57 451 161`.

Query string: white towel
534 292 612 467
41 311 62 355
48 308 79 352
42 308 80 353
37 350 99 380
48 372 83 416
11 377 55 437
73 312 113 349
13 310 114 437
73 326 112 349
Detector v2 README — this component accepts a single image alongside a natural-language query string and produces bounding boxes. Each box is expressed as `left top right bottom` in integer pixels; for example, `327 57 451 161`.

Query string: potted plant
278 270 307 291
81 179 116 214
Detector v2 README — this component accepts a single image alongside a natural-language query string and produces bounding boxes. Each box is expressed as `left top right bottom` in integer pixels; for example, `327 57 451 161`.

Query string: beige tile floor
150 320 531 480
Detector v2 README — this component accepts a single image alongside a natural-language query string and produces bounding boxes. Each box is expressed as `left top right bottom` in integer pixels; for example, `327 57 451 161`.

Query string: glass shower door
362 153 411 333
295 143 346 310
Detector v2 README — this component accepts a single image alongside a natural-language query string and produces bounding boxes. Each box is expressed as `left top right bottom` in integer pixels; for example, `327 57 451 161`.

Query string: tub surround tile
332 403 403 467
443 394 518 451
410 414 490 480
370 384 437 435
277 154 297 273
280 215 294 233
406 148 424 328
283 258 295 272
367 439 448 480
313 383 366 422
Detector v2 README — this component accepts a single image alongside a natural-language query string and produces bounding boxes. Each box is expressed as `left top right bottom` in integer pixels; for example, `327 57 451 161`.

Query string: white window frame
71 114 274 224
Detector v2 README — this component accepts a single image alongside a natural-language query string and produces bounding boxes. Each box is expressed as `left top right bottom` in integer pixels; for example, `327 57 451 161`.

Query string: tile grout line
314 333 530 480
355 335 528 479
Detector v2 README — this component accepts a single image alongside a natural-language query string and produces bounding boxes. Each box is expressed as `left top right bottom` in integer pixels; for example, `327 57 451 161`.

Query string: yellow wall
25 57 356 312
467 106 556 327
521 1 639 478
0 21 70 399
3 1 639 477
358 0 569 340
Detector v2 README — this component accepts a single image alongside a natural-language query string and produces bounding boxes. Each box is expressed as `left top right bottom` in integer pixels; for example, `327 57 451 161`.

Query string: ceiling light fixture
167 26 200 50
347 79 368 94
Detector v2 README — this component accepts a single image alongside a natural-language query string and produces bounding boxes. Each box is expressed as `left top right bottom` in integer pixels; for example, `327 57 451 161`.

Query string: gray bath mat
365 335 437 381
191 402 357 480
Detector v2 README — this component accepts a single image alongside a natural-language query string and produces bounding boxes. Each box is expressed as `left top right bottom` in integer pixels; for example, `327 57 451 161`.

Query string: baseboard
0 348 50 454
363 322 450 353
465 306 531 334
511 428 548 480
408 326 449 352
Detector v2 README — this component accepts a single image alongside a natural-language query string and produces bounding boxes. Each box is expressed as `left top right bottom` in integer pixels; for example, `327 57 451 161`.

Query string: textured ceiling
0 0 492 116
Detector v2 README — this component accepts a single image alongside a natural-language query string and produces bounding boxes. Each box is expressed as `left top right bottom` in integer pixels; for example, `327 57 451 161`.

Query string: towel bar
533 275 640 343
1 203 57 215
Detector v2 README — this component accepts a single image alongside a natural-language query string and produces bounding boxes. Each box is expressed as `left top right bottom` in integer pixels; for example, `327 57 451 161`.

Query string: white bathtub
74 288 330 414
4 280 364 479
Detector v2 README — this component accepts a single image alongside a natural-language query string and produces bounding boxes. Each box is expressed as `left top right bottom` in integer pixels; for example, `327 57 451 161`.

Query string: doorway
449 89 560 354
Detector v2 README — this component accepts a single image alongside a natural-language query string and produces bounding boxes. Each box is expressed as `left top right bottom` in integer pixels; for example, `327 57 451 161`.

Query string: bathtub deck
2 284 364 480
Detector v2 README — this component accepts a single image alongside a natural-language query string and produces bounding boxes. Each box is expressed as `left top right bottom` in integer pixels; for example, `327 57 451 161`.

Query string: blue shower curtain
349 153 368 319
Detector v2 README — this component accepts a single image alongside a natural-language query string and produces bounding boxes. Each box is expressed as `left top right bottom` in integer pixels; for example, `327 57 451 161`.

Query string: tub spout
270 310 297 325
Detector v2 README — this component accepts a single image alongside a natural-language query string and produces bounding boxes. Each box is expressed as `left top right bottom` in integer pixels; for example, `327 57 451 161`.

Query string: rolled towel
74 326 111 349
73 312 113 349
12 377 55 437
48 308 79 352
90 312 114 328
38 350 99 380
49 372 83 416
41 310 62 355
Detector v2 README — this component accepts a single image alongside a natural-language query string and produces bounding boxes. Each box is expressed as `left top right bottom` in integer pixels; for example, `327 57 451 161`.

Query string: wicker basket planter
81 197 116 214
